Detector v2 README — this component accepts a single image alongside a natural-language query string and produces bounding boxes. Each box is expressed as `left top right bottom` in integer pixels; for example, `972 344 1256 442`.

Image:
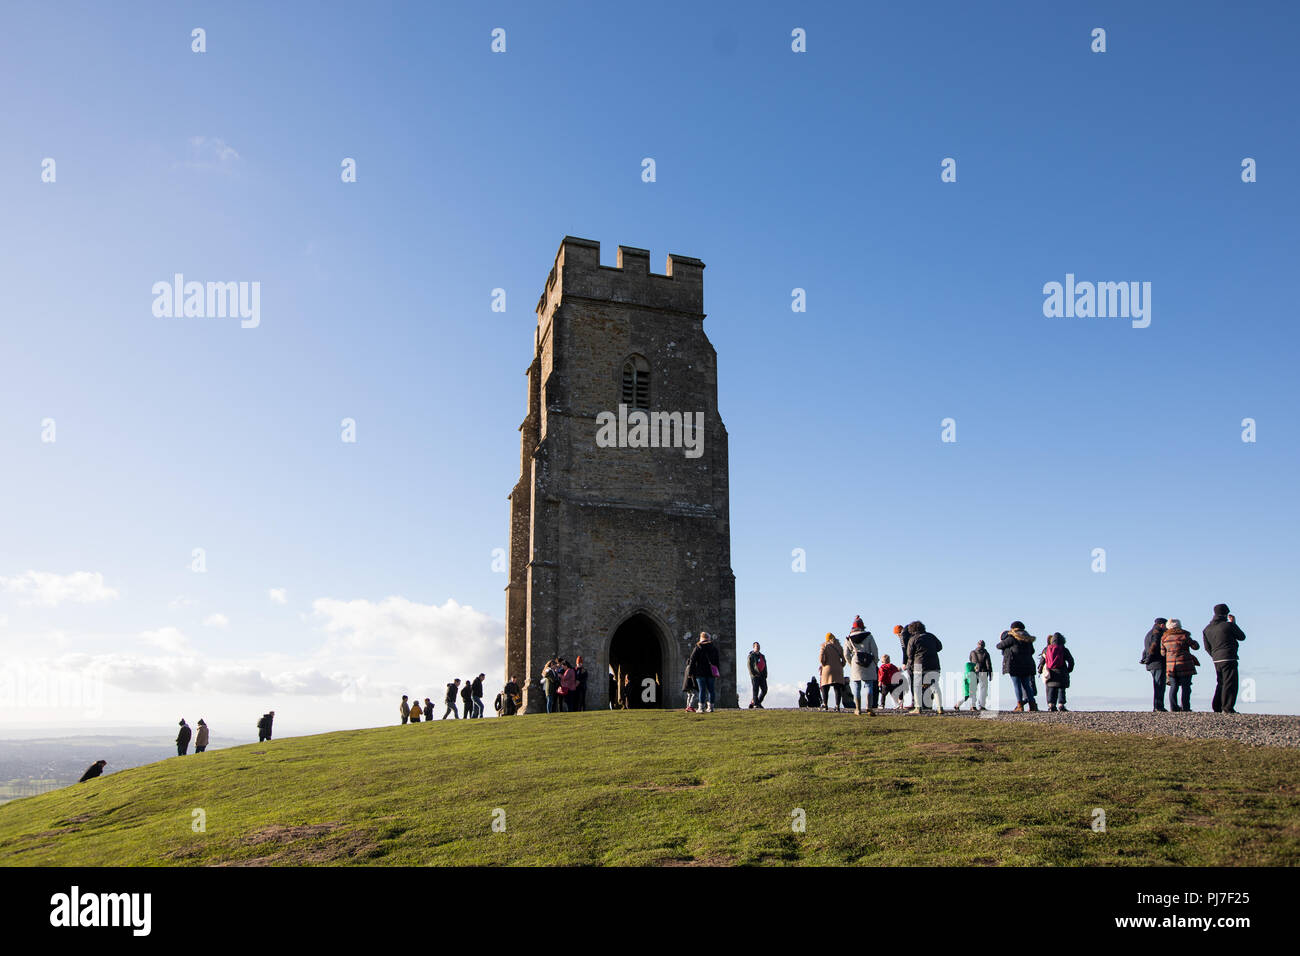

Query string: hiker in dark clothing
574 657 588 711
79 760 107 782
1038 633 1075 711
176 719 192 756
905 621 943 714
1141 618 1168 711
460 679 474 718
472 674 486 718
1203 604 1246 714
747 642 768 708
687 632 721 713
503 676 520 715
257 711 275 741
1162 619 1200 712
997 621 1039 711
969 640 993 711
424 697 435 722
443 680 461 719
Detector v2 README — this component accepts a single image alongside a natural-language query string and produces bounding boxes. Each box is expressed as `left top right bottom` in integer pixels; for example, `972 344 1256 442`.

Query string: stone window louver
621 355 650 409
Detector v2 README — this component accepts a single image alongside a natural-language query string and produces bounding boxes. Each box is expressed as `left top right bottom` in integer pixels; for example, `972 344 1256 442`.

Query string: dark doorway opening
608 614 664 709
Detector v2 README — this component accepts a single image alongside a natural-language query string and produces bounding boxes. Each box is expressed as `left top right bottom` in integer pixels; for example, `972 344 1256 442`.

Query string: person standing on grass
998 621 1039 711
574 657 588 711
905 621 944 714
541 658 561 714
969 640 993 711
195 719 210 752
460 679 474 718
559 659 578 711
845 617 878 715
877 655 903 709
443 679 461 719
748 642 769 709
1039 633 1075 712
79 760 107 782
472 674 486 718
1203 604 1246 714
955 660 976 710
424 697 435 722
410 697 423 723
176 718 192 756
687 631 720 713
1141 618 1168 712
683 665 700 713
818 633 846 712
504 676 521 716
399 695 410 725
894 624 912 707
1162 619 1200 712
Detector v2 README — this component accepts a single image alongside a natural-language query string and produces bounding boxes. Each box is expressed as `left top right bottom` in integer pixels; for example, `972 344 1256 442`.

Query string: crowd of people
397 675 489 723
783 604 1244 716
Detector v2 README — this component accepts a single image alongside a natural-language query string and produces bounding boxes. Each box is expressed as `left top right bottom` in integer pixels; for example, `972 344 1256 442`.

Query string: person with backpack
472 674 486 718
78 760 107 782
256 712 275 741
460 679 474 718
877 655 903 709
844 617 878 715
176 718 192 756
1140 618 1168 712
747 642 768 708
969 640 993 711
503 676 521 716
409 697 422 723
1162 619 1200 712
1038 633 1075 712
195 719 210 752
1203 603 1246 714
443 680 461 719
687 632 721 713
574 657 588 712
819 633 846 712
905 621 944 714
997 621 1039 711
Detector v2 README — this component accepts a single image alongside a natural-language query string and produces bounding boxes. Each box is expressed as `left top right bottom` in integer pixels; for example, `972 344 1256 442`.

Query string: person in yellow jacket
410 698 423 723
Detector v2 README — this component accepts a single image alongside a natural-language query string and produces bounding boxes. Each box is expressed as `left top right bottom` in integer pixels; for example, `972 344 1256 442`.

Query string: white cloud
168 596 194 609
182 135 241 168
311 595 502 679
202 613 229 628
139 626 192 654
0 571 119 607
268 588 287 605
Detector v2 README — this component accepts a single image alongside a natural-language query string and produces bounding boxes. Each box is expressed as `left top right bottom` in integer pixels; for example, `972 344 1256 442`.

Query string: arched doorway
608 613 664 709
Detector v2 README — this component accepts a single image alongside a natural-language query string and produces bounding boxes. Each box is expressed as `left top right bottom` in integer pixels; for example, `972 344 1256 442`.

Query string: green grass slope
1 711 1296 866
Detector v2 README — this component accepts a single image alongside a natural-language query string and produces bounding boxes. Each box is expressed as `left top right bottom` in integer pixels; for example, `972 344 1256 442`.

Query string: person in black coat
905 621 943 713
968 640 993 711
997 622 1039 711
78 760 107 782
1141 617 1168 712
256 711 276 741
1203 604 1247 714
176 719 192 756
574 656 588 712
686 632 721 713
460 679 475 718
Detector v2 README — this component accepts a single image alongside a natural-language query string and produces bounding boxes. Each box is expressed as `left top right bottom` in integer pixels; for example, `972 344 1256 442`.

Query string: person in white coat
844 615 879 715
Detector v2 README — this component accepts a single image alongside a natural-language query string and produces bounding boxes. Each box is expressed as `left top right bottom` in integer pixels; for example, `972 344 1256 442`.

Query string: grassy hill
0 710 1296 866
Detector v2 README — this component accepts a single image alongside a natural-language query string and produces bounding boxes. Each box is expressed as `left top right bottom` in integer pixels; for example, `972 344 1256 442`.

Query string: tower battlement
535 236 705 318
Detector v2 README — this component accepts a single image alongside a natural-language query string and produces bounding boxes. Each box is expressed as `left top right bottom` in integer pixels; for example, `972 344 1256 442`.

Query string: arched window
621 355 650 409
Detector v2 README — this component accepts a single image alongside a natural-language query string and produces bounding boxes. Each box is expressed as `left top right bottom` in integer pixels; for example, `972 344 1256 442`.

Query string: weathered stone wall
505 237 736 712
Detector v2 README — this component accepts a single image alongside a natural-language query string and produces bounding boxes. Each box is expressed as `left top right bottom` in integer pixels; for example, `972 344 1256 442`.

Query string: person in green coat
954 661 976 709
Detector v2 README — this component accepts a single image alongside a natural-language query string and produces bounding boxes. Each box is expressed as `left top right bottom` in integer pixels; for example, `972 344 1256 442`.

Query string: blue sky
2 1 1297 732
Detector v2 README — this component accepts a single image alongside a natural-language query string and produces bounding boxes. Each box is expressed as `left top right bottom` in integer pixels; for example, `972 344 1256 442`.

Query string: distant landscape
0 732 242 804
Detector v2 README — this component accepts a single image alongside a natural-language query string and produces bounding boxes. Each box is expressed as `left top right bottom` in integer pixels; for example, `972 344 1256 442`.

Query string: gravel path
952 709 1300 748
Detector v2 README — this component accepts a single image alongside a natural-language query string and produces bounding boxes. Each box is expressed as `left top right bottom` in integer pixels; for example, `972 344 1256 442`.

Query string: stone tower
504 237 737 713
